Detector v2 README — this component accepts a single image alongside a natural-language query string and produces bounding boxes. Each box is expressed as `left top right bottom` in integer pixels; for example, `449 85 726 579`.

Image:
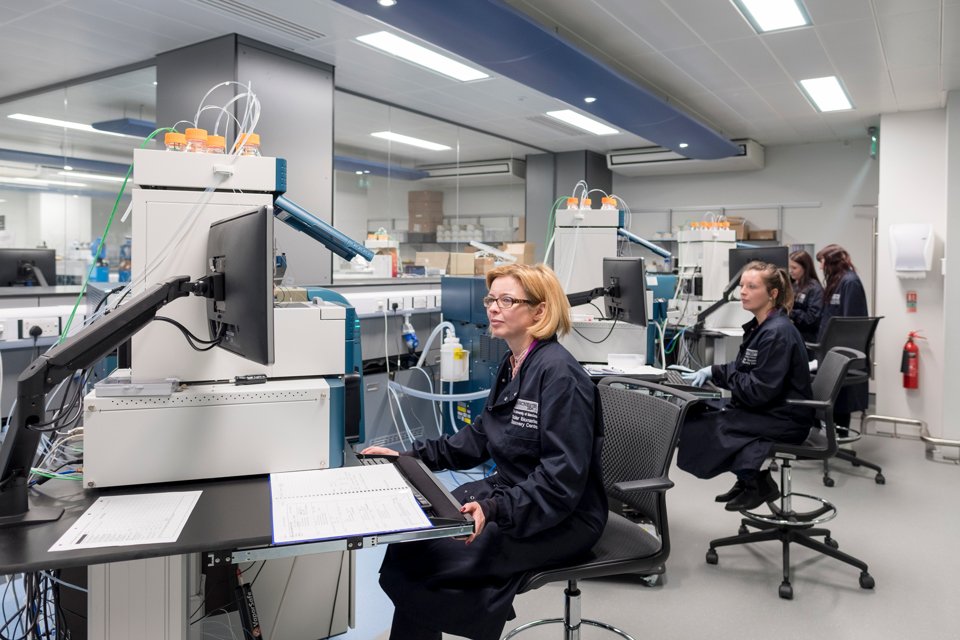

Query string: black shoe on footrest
715 480 745 503
725 472 779 511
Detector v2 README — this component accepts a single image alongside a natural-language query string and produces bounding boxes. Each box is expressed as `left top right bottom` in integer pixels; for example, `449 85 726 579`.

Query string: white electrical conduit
387 381 490 403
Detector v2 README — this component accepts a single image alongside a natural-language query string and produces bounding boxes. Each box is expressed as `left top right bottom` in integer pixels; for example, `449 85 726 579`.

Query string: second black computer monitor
603 256 647 327
728 246 789 281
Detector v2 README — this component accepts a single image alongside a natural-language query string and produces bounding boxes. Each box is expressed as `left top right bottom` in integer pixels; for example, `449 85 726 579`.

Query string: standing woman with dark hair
677 262 814 511
788 250 823 344
815 243 869 430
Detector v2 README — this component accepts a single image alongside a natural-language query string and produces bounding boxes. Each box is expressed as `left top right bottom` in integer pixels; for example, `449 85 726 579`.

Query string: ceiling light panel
0 176 88 187
8 113 137 138
356 31 489 82
57 171 126 183
732 0 811 33
799 76 854 112
545 110 619 136
370 131 451 151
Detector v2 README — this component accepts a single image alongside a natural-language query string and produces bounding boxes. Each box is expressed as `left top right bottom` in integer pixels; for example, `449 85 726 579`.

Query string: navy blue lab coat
819 271 869 414
790 279 824 344
677 309 814 479
379 337 607 640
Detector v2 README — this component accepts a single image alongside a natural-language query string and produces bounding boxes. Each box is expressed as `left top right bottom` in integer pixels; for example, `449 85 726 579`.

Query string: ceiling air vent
194 0 326 41
607 139 764 176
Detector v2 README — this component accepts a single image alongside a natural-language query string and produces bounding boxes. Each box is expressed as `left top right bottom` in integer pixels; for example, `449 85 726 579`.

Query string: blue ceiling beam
92 118 159 138
332 0 740 160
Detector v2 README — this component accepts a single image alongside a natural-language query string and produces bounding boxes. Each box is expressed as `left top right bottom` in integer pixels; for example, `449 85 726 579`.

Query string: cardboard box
726 216 749 240
474 256 495 276
448 253 476 275
409 211 443 233
408 201 444 215
415 251 450 272
500 242 536 265
747 229 777 241
408 190 444 204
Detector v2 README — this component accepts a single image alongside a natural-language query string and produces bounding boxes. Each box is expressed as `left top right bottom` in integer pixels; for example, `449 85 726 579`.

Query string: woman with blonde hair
363 263 606 640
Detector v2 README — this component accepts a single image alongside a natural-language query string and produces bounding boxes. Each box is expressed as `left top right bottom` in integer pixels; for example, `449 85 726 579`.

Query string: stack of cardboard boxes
408 190 444 235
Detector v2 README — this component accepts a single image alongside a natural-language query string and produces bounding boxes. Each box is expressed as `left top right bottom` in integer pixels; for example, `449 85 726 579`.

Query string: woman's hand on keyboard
360 446 399 456
460 502 486 545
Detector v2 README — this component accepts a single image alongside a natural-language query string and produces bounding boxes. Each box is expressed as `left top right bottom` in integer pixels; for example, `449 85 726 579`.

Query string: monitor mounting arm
0 276 203 528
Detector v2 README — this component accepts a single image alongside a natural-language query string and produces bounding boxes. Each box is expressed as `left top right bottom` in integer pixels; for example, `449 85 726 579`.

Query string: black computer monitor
0 248 56 286
603 256 647 326
205 206 275 365
728 246 789 281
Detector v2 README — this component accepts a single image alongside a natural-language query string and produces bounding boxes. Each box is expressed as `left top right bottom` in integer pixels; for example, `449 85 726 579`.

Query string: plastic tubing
387 380 490 402
416 321 455 368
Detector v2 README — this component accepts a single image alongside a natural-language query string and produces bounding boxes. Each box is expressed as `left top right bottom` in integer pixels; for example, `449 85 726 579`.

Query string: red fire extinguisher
901 331 925 389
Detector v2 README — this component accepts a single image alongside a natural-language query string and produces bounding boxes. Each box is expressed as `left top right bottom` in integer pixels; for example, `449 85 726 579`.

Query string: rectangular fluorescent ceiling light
799 76 853 112
0 176 87 187
545 110 618 136
732 0 810 33
8 113 136 138
371 131 451 151
57 171 125 183
356 31 489 82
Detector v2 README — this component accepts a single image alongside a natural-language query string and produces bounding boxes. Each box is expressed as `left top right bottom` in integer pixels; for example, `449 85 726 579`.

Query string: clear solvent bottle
164 132 186 151
184 128 208 153
235 133 261 156
206 135 226 154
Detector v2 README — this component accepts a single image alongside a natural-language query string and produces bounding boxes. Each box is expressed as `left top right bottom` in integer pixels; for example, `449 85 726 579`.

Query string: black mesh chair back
809 316 882 378
503 379 697 640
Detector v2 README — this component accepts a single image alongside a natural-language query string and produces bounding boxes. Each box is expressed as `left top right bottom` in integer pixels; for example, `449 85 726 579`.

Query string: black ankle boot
725 471 779 511
715 480 745 502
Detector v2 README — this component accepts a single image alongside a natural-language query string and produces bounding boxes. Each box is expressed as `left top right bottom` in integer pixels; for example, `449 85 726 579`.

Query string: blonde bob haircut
485 263 572 339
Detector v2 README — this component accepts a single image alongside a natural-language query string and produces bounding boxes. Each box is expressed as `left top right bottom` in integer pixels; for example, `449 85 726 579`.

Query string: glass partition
332 91 535 283
0 67 155 284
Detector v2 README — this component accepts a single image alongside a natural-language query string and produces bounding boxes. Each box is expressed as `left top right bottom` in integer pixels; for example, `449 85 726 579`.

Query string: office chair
503 378 697 640
706 348 875 600
806 316 885 486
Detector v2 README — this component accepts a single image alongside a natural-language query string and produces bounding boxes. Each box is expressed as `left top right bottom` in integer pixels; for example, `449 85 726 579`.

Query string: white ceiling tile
817 20 887 78
661 45 746 92
712 87 780 119
659 0 755 43
790 116 836 142
627 53 709 101
753 83 818 117
591 0 703 51
874 0 941 16
942 4 960 65
842 72 899 113
761 27 834 80
803 0 874 25
711 38 791 86
878 10 941 68
889 66 943 110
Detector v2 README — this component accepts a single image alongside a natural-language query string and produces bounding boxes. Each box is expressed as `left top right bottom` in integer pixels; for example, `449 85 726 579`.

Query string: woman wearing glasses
362 263 606 640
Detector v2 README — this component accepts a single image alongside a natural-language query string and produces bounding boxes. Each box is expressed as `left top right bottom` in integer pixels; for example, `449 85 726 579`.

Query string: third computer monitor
728 246 789 282
603 256 647 327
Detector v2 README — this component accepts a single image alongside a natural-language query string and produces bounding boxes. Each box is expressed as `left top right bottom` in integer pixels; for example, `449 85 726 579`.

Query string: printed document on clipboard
270 464 432 544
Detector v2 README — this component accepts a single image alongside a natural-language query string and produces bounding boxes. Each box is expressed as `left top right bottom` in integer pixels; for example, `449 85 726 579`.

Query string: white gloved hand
808 359 819 373
682 366 713 387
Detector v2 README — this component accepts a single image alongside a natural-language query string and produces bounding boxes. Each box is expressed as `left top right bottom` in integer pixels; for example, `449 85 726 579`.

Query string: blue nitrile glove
682 366 713 387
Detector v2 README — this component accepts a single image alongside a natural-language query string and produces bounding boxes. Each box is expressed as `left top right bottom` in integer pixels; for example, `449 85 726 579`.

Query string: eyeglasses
482 295 535 310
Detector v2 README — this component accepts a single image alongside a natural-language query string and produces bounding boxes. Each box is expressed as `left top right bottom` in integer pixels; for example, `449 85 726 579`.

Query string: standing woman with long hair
788 250 823 344
815 244 869 430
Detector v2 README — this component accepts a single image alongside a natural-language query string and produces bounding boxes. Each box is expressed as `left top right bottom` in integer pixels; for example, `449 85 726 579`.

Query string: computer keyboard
357 455 433 510
663 369 689 386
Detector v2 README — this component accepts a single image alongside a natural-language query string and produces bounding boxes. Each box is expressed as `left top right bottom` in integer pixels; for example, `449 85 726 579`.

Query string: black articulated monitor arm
566 286 611 309
0 276 198 528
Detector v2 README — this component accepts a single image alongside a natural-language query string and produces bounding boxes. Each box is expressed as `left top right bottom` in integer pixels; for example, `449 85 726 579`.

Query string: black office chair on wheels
503 379 697 640
806 316 885 486
705 347 876 600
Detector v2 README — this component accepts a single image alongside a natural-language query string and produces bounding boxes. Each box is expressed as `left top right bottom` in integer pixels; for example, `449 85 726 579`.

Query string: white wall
612 139 880 308
26 192 92 256
876 109 950 439
0 189 30 247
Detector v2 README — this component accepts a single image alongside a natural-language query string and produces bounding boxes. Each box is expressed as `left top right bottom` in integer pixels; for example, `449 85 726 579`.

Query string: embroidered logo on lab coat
742 348 758 366
831 293 841 305
511 399 540 429
797 293 806 303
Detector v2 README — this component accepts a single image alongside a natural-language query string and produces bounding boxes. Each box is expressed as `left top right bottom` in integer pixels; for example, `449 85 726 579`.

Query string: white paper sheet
49 491 202 552
270 465 432 545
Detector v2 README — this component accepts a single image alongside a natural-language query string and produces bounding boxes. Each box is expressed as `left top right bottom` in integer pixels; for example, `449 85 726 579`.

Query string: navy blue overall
819 270 869 415
790 278 824 344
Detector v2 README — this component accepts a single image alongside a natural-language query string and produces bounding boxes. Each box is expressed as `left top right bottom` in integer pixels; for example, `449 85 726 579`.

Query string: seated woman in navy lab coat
362 263 607 640
678 261 814 511
788 249 824 344
816 243 869 429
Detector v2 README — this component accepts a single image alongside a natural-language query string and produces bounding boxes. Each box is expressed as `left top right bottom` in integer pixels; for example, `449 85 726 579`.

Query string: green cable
543 196 566 257
30 469 82 481
59 127 176 342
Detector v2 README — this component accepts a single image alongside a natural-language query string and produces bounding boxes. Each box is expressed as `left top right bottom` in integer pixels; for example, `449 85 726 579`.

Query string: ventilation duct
607 139 764 177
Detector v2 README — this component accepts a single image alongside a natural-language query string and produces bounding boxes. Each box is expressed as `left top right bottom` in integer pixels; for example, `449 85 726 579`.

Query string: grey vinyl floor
353 432 960 640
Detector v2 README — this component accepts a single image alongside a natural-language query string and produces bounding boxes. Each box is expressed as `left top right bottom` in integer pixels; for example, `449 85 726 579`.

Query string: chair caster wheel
738 525 749 536
851 460 861 467
779 582 793 599
706 549 718 565
860 572 875 589
825 537 839 549
823 476 835 487
875 474 886 485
